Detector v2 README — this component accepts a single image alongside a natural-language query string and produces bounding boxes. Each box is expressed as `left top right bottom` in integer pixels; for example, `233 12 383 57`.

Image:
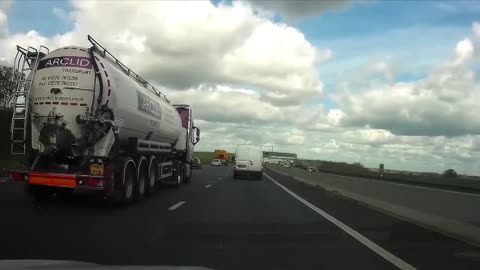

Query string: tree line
0 65 17 110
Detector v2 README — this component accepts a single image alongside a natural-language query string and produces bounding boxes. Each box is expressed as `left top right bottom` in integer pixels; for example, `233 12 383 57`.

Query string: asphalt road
269 165 480 244
0 166 479 270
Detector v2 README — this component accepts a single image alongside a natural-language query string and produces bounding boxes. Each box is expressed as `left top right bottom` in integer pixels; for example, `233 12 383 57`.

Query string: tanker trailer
8 36 200 205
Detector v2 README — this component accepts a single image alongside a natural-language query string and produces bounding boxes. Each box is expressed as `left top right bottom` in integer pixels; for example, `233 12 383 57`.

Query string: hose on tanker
88 46 104 104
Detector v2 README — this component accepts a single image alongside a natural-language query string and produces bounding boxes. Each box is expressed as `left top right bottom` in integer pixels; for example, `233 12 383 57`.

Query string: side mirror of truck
193 126 200 145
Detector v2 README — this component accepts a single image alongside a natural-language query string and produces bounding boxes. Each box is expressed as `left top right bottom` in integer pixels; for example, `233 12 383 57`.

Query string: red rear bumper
8 170 106 191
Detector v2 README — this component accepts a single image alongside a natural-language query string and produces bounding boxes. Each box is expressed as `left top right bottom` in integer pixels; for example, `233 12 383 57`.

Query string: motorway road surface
0 166 480 270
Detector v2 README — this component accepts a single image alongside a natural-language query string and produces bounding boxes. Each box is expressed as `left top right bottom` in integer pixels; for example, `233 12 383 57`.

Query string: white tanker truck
8 36 200 204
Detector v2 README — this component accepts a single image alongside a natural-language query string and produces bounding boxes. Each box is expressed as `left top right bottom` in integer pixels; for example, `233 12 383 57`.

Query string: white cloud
0 0 12 13
341 129 395 145
169 84 331 129
0 0 324 106
454 38 474 64
52 7 73 24
337 22 480 137
0 10 7 39
243 0 353 22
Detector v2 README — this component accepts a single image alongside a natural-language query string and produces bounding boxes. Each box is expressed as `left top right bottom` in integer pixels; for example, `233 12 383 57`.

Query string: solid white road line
205 184 211 189
264 173 417 270
168 201 186 211
317 172 480 197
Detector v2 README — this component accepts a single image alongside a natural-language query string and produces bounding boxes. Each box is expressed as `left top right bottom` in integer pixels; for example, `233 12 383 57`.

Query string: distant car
192 157 202 169
211 159 222 166
219 159 228 166
307 166 318 172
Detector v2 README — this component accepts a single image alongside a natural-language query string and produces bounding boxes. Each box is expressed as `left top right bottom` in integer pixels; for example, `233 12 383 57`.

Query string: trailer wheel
183 161 192 183
145 156 157 195
112 156 136 205
134 156 147 201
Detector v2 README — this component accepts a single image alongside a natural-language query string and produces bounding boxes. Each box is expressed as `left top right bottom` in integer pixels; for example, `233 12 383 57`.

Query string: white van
233 144 263 180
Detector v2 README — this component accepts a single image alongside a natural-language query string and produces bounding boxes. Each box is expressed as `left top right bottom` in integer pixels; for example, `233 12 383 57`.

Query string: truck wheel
257 173 263 181
183 162 192 183
112 156 136 205
145 156 157 195
134 156 147 201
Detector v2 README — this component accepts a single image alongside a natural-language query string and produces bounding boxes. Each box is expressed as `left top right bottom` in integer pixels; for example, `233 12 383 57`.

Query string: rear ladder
10 45 49 155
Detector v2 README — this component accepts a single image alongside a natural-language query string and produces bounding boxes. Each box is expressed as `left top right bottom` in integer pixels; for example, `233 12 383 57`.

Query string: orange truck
214 149 229 165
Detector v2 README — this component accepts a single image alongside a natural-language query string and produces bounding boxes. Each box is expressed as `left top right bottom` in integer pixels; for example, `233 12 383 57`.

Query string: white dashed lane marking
168 201 186 211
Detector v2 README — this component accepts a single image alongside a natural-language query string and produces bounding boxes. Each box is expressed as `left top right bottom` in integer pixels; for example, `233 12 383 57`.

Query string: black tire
257 173 263 181
112 156 136 206
183 162 192 183
134 156 147 201
145 156 157 195
233 173 238 180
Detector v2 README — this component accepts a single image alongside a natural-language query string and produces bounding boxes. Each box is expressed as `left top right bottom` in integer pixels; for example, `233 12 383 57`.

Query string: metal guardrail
268 164 480 193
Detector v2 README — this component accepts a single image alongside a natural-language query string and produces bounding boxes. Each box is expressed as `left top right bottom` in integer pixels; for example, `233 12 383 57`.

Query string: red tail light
8 171 27 181
77 177 104 187
86 178 104 187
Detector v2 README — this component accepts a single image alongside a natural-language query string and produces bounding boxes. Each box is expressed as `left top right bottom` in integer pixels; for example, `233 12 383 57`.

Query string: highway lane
269 164 480 244
0 165 478 269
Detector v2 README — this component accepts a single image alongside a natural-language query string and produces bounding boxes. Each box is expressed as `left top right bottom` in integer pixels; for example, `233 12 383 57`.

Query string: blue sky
6 0 477 112
7 0 73 35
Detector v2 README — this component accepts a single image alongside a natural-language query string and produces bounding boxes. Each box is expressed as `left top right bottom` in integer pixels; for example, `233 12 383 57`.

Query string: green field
194 152 216 164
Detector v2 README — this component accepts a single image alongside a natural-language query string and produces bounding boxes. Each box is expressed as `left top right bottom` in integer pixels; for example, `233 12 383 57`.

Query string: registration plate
90 164 104 175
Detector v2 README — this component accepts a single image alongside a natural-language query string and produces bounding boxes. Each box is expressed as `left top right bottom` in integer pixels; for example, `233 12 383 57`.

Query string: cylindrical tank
30 46 182 154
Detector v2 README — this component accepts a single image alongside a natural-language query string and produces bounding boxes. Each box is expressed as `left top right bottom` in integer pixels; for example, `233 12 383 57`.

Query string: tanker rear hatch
30 47 95 156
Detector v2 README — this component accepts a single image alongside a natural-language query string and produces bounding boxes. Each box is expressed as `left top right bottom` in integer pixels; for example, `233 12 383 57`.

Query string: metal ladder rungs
17 80 32 84
10 44 50 156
